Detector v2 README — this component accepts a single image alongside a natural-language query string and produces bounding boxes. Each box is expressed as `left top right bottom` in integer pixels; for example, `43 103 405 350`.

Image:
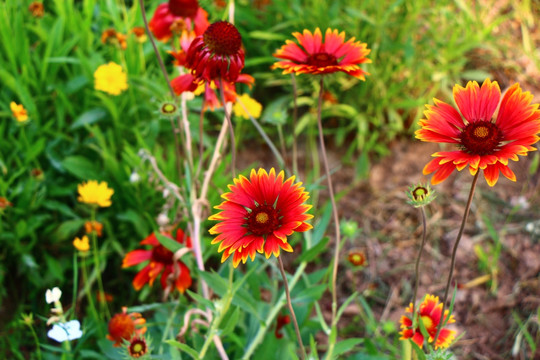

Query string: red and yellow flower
122 229 192 293
107 307 147 347
399 294 456 349
101 28 127 50
273 28 370 79
127 336 149 358
209 168 313 267
149 0 209 42
416 79 540 186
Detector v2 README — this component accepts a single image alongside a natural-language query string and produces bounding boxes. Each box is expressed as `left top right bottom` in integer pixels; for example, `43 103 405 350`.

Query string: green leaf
61 156 102 180
155 232 182 253
293 284 327 304
186 289 215 310
71 108 107 130
333 338 363 356
220 306 240 337
165 340 201 360
295 237 329 264
410 340 427 360
198 270 229 297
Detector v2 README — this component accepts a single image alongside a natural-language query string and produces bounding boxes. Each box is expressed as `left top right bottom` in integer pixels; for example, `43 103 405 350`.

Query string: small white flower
157 213 169 227
525 222 534 233
45 287 62 304
47 320 83 342
162 188 170 198
130 171 141 183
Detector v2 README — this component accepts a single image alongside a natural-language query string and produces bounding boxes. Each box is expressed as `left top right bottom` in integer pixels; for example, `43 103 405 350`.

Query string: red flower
149 0 209 42
122 229 192 293
185 21 245 83
347 249 367 267
128 336 148 358
209 168 313 267
272 28 370 79
274 314 291 339
400 295 456 349
106 307 147 347
416 79 540 186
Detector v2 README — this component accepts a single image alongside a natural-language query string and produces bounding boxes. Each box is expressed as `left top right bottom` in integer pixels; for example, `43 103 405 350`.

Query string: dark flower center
161 102 177 114
246 204 280 236
203 21 242 56
152 245 174 264
129 338 148 357
412 186 428 201
168 0 199 18
460 121 502 155
306 52 338 67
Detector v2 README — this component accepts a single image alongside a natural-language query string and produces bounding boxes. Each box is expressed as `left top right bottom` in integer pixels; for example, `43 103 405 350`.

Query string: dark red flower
149 0 209 42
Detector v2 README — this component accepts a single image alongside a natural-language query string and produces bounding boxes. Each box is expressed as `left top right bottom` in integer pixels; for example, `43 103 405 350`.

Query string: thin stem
218 78 236 177
81 256 100 328
196 101 205 179
25 322 42 360
138 0 183 179
433 172 480 345
290 74 298 175
278 257 306 359
90 209 109 319
316 76 341 323
159 300 181 354
411 207 428 318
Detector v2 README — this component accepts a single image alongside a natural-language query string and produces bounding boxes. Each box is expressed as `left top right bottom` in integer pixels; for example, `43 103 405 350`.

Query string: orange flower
122 229 192 293
416 79 540 186
101 28 127 50
85 220 103 237
10 102 28 122
28 2 44 17
209 168 313 267
106 307 147 347
399 294 456 349
130 26 147 43
273 28 371 79
149 0 209 42
96 291 113 303
0 197 12 209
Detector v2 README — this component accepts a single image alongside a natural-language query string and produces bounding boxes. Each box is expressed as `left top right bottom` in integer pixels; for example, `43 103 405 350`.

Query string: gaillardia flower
127 336 149 358
94 62 128 96
272 28 371 79
406 183 436 208
107 307 147 347
122 229 192 293
416 79 540 186
209 168 313 267
77 180 114 207
149 0 209 42
186 21 245 83
28 2 44 18
400 294 456 349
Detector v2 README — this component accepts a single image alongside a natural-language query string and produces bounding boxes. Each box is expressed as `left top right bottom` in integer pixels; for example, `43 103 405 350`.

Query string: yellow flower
77 180 114 207
73 236 90 252
94 62 128 96
10 102 28 122
233 94 262 119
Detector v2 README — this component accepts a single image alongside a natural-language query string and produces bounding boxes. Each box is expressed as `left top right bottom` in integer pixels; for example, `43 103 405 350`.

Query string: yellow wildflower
233 94 262 119
10 102 28 122
73 236 90 252
77 180 114 207
94 62 128 96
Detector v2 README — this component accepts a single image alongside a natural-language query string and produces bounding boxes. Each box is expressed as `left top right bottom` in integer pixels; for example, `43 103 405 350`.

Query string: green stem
90 208 109 319
81 255 100 331
242 261 307 360
218 77 236 178
26 323 42 360
278 257 306 359
411 207 428 320
159 300 182 355
433 172 479 346
290 74 298 175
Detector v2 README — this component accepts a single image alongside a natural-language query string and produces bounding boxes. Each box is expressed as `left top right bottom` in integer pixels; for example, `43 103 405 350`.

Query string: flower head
233 93 262 119
73 235 90 252
101 28 127 50
10 102 28 122
416 79 540 186
274 314 291 339
127 336 149 358
406 183 436 208
209 168 313 267
94 62 128 96
400 294 456 349
0 197 12 209
158 101 179 117
28 2 44 17
149 0 209 42
85 220 103 237
45 287 62 304
48 320 83 342
347 249 367 267
122 229 192 293
130 27 147 43
107 307 147 347
78 180 114 207
273 28 371 79
186 21 245 83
